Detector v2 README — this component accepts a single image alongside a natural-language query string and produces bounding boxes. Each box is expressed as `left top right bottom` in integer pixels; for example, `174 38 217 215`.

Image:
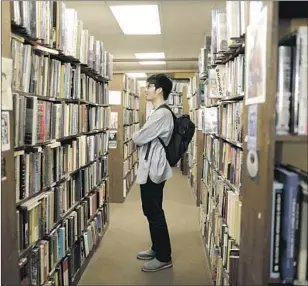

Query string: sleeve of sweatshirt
132 108 173 146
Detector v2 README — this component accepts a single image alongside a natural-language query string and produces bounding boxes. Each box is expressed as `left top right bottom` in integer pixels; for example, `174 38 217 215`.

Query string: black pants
140 178 172 262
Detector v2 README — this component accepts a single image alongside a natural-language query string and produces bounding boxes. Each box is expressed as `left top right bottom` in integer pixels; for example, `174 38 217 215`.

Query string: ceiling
66 1 225 73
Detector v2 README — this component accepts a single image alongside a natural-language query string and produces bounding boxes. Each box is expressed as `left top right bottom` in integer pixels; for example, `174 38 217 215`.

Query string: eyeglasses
146 83 155 89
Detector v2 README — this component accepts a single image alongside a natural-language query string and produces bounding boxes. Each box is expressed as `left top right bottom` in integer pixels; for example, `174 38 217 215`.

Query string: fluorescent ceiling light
139 61 166 65
126 73 147 78
110 5 161 35
135 52 165 59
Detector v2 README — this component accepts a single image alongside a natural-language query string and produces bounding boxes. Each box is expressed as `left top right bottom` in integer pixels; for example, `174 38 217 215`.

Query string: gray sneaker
141 258 173 272
136 248 155 260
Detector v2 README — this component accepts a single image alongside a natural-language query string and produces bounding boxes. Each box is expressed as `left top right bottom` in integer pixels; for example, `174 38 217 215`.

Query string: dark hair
147 73 173 100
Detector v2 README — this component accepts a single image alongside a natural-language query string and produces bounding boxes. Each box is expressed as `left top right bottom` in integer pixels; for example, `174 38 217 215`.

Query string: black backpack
145 104 195 167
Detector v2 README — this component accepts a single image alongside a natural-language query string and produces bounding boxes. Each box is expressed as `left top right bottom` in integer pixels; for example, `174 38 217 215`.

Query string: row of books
15 149 108 203
11 1 114 79
168 93 183 106
220 142 243 189
220 102 244 143
13 93 110 147
123 92 140 110
11 39 110 104
203 57 244 104
270 165 308 283
211 2 248 60
17 173 107 253
123 75 139 96
201 107 219 135
172 81 186 93
203 135 220 170
276 27 308 136
123 123 140 143
200 178 241 285
123 109 139 126
123 140 136 160
79 105 110 134
123 153 138 178
226 1 249 43
11 1 54 46
224 55 245 98
19 204 108 285
123 159 138 198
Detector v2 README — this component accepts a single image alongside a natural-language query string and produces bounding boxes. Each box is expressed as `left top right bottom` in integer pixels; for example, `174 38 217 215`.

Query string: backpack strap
144 104 173 161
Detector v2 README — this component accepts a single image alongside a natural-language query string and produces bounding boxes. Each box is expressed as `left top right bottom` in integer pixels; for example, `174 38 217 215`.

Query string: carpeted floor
78 168 212 285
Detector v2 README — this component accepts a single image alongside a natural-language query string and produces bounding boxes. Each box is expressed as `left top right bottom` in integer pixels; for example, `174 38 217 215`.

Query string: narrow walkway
79 169 212 285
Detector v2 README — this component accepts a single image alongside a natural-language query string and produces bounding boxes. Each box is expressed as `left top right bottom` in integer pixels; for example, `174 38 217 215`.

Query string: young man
132 74 174 272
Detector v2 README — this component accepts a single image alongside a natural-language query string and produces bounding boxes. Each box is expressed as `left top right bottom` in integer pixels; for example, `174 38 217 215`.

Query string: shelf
71 223 109 286
276 135 308 143
220 94 244 102
16 157 108 207
220 136 243 149
18 183 108 259
11 29 110 83
213 43 245 65
14 130 109 151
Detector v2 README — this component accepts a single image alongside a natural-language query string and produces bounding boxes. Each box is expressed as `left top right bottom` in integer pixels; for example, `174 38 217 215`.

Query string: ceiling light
126 73 147 78
110 5 161 35
139 61 166 65
135 52 165 59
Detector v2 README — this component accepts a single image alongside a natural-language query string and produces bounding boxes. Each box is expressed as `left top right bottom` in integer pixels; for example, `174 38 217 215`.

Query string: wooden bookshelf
240 2 308 285
2 1 114 285
1 2 20 285
108 74 140 203
139 86 147 127
187 74 203 206
197 1 308 286
197 2 246 285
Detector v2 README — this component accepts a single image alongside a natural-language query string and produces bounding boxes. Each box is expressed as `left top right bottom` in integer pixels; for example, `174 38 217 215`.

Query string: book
275 167 299 283
270 180 284 279
276 27 308 135
280 165 308 283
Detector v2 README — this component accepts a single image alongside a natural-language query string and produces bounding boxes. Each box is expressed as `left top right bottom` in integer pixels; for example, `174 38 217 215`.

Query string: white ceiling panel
66 0 226 72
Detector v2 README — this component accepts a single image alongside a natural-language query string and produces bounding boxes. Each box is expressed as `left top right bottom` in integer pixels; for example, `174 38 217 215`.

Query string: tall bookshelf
239 2 307 286
108 74 140 203
198 1 308 286
168 80 185 117
2 1 114 285
187 74 203 206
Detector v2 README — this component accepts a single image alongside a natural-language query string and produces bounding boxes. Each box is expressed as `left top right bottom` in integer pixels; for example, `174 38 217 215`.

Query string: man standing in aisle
132 73 174 272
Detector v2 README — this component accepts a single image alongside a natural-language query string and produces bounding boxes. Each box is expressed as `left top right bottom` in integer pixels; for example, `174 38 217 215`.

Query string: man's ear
156 87 163 95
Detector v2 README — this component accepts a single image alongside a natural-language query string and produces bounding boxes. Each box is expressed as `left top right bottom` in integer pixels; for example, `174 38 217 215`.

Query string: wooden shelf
276 135 308 143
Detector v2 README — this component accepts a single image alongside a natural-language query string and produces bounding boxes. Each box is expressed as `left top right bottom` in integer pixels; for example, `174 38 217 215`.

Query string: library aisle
79 168 212 285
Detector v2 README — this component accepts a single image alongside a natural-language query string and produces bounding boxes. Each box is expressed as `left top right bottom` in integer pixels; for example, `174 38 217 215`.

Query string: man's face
145 83 159 102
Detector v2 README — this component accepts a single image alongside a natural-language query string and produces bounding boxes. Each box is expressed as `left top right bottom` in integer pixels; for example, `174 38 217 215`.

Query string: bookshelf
1 2 20 285
198 2 247 285
168 80 185 117
187 74 203 206
198 1 308 286
239 2 308 285
2 1 114 285
108 74 140 203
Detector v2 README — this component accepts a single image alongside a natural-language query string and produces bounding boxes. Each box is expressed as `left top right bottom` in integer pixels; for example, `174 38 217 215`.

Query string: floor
78 168 212 285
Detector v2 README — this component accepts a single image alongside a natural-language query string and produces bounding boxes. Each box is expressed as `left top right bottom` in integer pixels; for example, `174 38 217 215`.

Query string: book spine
270 181 283 278
276 46 292 135
280 171 299 282
297 27 308 135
